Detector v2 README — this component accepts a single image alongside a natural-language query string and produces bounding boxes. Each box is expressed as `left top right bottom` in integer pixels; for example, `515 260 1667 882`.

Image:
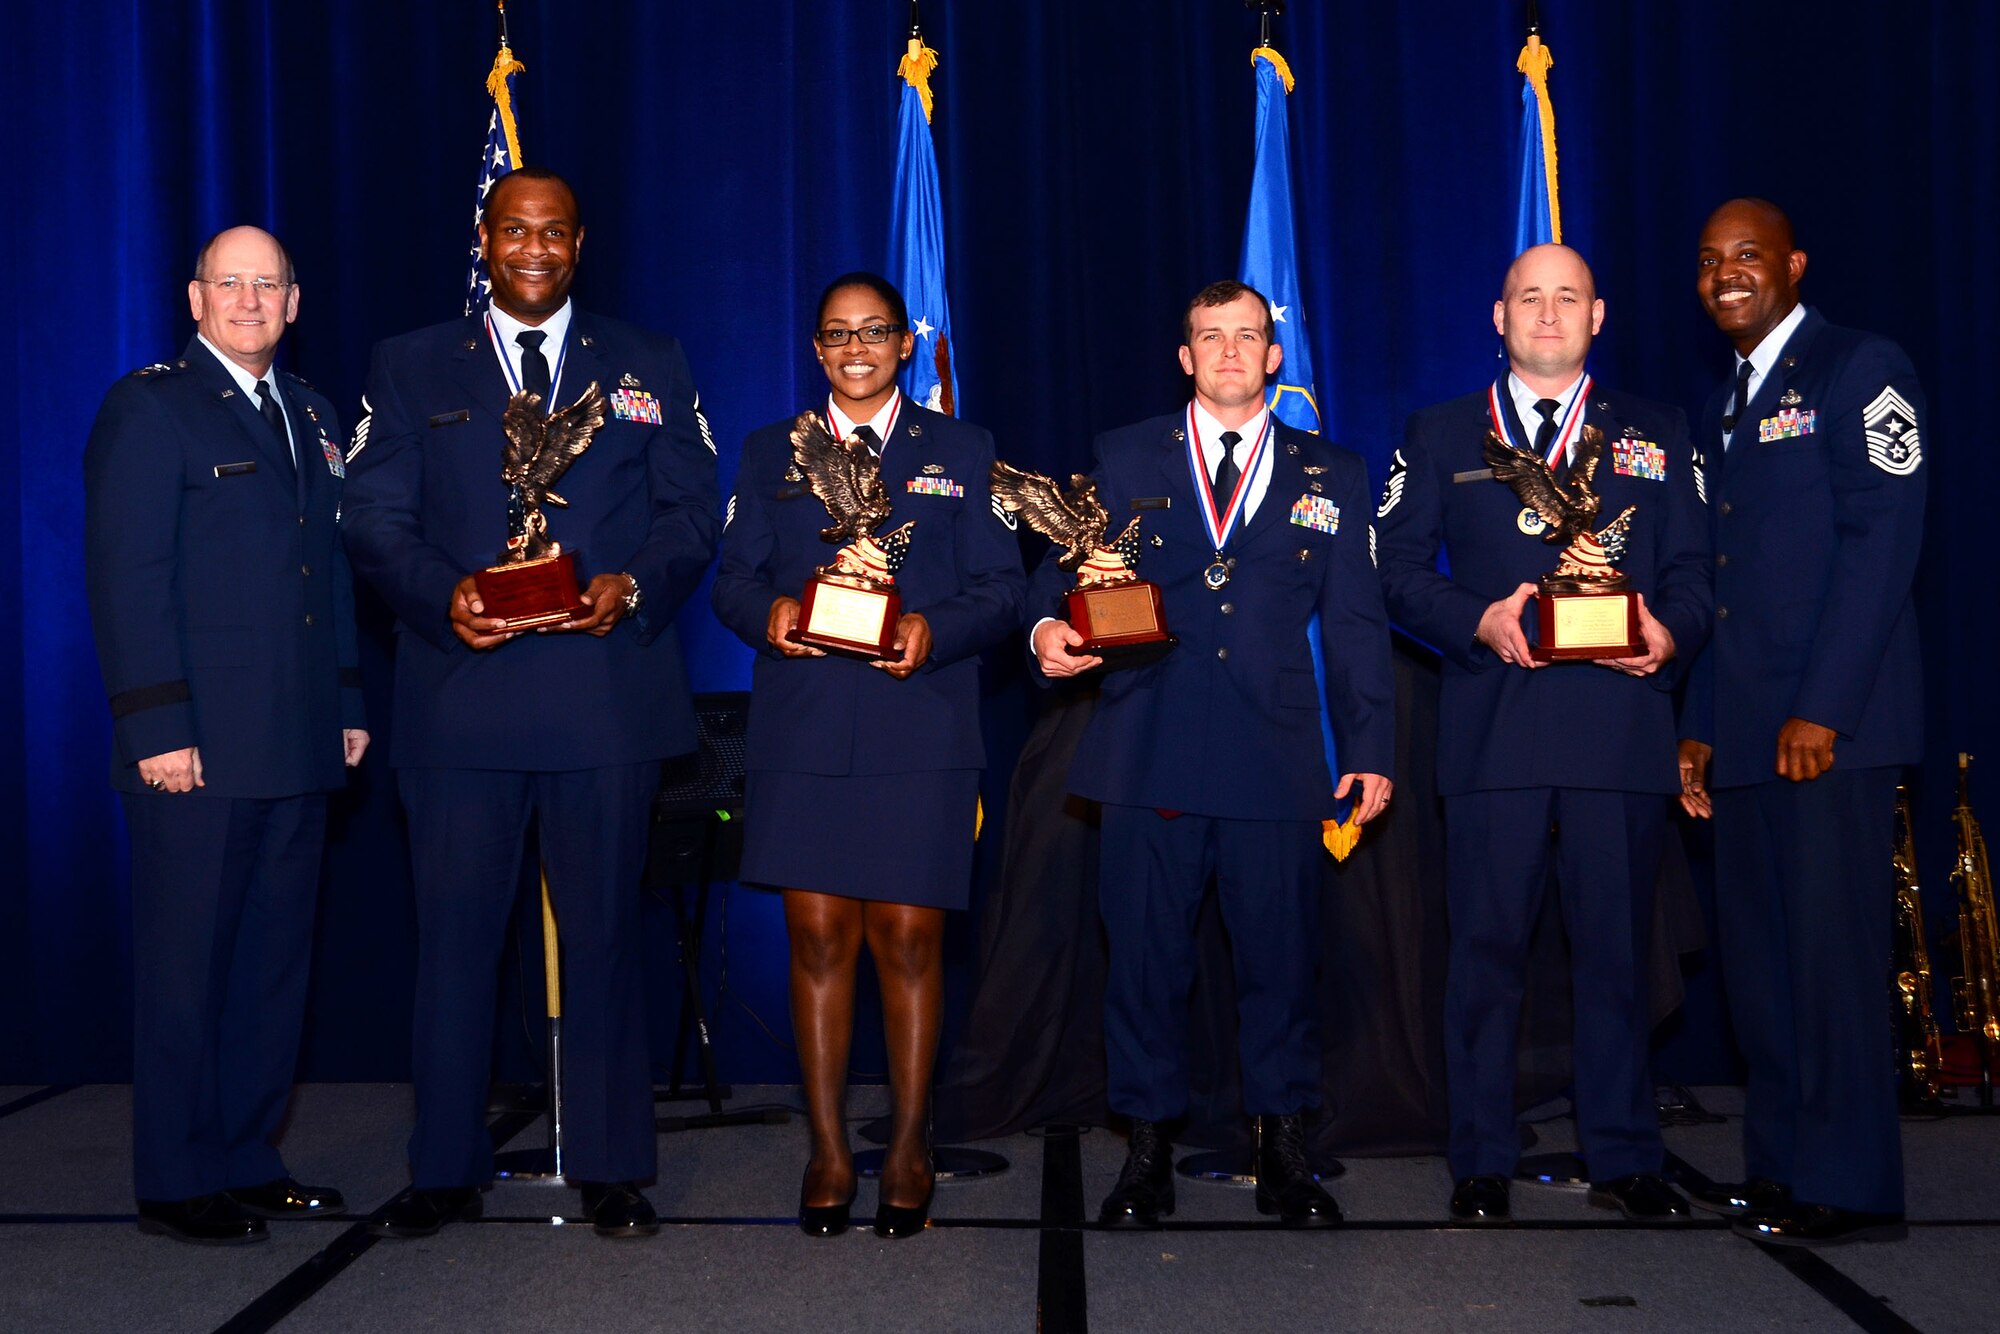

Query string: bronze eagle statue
790 411 894 545
499 381 607 562
1483 424 1637 584
988 461 1118 572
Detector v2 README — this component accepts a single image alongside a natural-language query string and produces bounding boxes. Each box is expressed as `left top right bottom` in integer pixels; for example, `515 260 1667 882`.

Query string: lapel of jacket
453 313 515 422
271 373 321 510
184 337 296 484
1726 306 1822 453
1240 421 1305 551
559 311 607 411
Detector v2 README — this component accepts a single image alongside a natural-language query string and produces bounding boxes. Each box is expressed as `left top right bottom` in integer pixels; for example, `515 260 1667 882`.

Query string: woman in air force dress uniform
712 273 1024 1237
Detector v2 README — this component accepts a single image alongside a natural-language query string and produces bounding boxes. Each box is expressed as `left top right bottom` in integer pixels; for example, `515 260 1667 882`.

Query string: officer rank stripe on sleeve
1862 386 1921 476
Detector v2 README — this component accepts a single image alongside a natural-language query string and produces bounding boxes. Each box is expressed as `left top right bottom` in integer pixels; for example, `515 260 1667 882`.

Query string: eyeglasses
196 277 292 296
815 324 906 347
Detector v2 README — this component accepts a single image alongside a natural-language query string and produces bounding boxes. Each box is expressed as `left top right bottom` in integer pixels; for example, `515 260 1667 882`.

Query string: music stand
647 692 788 1134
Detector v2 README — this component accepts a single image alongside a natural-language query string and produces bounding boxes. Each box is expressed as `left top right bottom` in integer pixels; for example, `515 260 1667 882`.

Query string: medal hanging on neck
1185 405 1271 590
1488 371 1591 468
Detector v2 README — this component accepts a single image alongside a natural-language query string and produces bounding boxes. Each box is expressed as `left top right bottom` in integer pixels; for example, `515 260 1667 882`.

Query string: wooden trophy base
474 551 589 630
792 573 901 660
1066 581 1177 672
1531 588 1641 661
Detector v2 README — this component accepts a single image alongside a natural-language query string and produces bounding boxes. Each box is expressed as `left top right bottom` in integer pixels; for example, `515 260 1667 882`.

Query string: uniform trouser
1443 787 1664 1182
122 790 327 1202
1098 804 1323 1123
1713 766 1903 1214
398 764 658 1189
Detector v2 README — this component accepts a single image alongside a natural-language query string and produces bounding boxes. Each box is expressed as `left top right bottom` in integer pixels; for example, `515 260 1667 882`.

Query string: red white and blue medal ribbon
487 313 569 405
1185 404 1272 589
1488 372 1592 468
827 388 902 454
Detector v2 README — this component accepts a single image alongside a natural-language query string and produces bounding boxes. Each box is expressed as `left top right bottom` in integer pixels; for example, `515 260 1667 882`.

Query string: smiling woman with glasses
712 271 1025 1241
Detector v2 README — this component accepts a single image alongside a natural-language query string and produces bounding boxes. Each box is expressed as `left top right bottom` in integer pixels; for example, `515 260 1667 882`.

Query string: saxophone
1891 788 1943 1105
1950 753 1999 1103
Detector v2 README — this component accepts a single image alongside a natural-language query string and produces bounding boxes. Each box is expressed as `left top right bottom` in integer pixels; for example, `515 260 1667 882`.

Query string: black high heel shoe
799 1176 857 1238
873 1164 935 1240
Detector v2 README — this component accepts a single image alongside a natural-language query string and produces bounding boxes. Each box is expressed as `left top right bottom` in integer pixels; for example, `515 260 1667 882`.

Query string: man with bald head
1678 199 1925 1246
85 226 368 1243
1377 244 1710 1223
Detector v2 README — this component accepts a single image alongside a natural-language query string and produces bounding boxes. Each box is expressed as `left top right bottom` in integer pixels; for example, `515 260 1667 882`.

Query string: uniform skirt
738 768 981 909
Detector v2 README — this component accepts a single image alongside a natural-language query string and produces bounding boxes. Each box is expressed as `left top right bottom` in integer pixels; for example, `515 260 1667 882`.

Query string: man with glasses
84 225 369 1244
343 167 718 1239
1030 280 1394 1229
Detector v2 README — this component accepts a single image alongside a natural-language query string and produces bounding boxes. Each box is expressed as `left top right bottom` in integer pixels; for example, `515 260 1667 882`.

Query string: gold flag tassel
899 38 940 123
1322 810 1363 862
1516 34 1561 243
1249 44 1296 93
488 41 527 168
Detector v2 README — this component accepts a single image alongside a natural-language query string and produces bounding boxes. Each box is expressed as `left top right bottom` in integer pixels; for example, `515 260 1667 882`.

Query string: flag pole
471 4 567 1187
1177 0 1349 1197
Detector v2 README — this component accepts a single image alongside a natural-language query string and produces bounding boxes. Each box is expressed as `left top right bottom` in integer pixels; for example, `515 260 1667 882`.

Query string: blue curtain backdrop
8 0 1996 1083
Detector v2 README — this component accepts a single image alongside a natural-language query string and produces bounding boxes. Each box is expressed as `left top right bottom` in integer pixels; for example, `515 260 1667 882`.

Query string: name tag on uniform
609 388 663 424
214 461 257 477
1611 436 1666 480
1289 493 1341 535
1759 408 1817 441
906 476 963 498
1452 468 1494 483
428 409 470 427
1132 496 1172 510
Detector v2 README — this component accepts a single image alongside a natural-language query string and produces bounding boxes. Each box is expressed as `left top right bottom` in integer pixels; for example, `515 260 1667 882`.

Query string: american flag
464 41 525 315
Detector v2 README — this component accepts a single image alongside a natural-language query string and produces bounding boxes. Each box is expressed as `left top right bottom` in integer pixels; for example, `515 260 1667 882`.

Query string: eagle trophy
1483 425 1636 593
789 411 914 582
500 382 607 563
989 460 1143 586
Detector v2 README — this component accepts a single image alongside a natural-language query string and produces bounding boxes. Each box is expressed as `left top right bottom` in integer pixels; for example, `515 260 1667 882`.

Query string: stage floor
1 1082 1995 1333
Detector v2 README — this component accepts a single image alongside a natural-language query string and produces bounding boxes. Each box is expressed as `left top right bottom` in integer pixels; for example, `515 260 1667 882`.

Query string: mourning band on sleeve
109 680 192 718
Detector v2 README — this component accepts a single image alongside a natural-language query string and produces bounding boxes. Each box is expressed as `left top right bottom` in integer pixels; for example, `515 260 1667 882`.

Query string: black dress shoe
227 1176 346 1218
370 1187 483 1239
1587 1173 1692 1220
1254 1114 1341 1228
1098 1119 1175 1229
1733 1202 1908 1247
579 1181 659 1238
136 1194 268 1246
1449 1174 1511 1223
873 1174 935 1240
799 1171 857 1238
1688 1176 1791 1218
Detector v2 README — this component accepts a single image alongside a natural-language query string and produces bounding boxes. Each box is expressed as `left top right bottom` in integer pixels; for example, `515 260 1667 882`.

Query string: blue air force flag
1235 44 1347 837
888 40 959 416
1237 46 1320 434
